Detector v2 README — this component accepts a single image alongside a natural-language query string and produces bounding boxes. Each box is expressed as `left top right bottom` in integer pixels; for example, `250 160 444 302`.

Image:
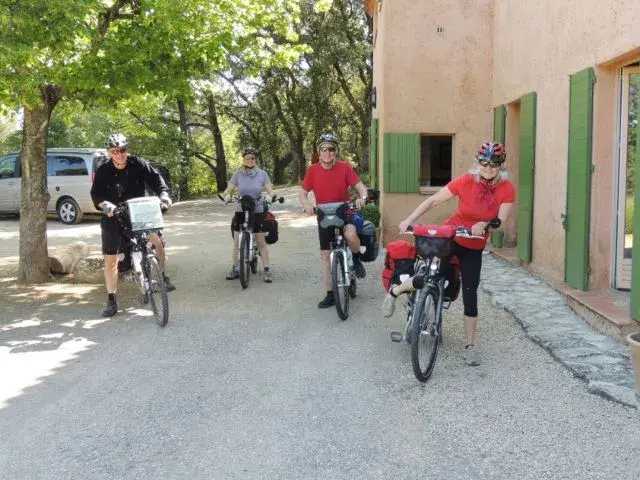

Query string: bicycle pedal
390 331 403 342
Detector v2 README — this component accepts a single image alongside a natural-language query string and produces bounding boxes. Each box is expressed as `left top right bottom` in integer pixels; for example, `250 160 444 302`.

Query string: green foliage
361 203 380 228
626 196 634 235
0 111 21 153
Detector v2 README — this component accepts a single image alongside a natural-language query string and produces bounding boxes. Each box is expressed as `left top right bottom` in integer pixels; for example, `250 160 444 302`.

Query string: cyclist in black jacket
90 133 175 317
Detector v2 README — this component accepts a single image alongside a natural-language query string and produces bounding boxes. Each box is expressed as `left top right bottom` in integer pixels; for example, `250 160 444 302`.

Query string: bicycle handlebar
405 217 501 238
310 195 377 215
218 194 285 205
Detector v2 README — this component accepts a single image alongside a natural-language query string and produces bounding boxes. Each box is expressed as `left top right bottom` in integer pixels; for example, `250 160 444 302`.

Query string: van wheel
57 198 83 225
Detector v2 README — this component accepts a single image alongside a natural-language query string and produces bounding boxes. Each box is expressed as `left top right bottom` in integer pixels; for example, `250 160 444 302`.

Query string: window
0 155 17 179
420 135 452 187
49 155 88 176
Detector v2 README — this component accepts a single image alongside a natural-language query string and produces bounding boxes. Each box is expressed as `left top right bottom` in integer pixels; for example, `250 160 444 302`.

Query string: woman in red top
394 142 515 366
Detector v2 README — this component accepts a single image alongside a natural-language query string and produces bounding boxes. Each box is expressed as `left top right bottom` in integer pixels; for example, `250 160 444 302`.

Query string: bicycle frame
128 232 157 293
329 228 352 288
237 209 258 265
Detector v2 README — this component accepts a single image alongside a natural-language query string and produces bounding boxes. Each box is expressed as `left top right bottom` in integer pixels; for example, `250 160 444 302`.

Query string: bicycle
112 196 170 327
390 218 501 382
219 193 284 289
315 195 377 320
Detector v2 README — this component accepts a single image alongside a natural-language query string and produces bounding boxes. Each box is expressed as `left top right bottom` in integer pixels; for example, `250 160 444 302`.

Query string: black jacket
90 155 168 211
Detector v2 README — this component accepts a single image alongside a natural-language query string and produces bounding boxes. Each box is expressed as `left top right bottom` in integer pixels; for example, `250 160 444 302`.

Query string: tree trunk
273 152 293 185
206 93 228 191
292 137 306 182
18 84 61 284
177 97 191 201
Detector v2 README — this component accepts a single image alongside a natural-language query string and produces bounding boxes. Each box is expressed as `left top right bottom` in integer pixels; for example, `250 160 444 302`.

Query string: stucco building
365 0 640 328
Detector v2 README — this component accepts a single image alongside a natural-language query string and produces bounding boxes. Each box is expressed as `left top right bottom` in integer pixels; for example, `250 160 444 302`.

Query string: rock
49 241 89 274
71 255 104 284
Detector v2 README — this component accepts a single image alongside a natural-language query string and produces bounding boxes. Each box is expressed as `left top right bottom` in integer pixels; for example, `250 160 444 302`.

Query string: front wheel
239 232 251 289
410 289 441 382
145 256 169 327
57 197 83 225
332 252 349 320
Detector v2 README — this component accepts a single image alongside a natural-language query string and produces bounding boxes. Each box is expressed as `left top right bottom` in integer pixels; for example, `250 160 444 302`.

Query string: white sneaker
464 345 480 366
382 292 397 318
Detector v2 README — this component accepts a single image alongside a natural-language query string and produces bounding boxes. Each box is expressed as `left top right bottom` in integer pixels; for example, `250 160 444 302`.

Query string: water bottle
132 251 143 274
346 249 353 268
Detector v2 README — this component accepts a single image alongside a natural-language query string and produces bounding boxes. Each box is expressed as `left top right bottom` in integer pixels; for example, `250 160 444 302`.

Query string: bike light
429 257 440 272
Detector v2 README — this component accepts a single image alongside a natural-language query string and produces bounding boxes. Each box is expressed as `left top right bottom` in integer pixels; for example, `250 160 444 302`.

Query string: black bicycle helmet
242 147 259 157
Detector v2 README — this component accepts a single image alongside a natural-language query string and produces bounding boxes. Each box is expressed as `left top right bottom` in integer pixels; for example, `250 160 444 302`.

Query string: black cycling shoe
352 256 366 279
163 274 176 292
102 298 118 317
318 293 335 308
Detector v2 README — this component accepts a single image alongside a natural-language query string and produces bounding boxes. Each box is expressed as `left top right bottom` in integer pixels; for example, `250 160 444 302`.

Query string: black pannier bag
358 220 379 262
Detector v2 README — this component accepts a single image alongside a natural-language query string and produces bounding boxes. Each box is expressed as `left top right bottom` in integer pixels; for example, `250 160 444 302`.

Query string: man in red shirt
391 141 515 366
299 133 370 308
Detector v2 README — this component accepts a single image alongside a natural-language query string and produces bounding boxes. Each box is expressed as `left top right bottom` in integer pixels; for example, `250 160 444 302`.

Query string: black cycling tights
442 243 483 318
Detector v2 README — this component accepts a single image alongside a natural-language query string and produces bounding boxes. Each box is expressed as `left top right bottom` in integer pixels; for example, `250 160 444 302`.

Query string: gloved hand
160 192 172 209
223 193 232 203
101 201 116 216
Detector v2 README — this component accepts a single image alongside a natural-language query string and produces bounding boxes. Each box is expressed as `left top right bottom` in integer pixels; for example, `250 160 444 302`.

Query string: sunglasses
319 146 336 153
109 147 127 155
478 159 501 168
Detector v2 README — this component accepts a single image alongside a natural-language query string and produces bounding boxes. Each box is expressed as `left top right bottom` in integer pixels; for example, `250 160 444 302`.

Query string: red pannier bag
381 240 416 292
412 224 456 258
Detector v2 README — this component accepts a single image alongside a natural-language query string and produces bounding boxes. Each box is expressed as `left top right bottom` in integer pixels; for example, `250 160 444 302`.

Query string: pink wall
373 0 494 241
493 1 640 289
371 0 640 290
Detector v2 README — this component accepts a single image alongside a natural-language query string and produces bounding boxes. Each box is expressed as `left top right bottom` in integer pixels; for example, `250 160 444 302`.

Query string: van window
0 155 17 179
49 155 88 176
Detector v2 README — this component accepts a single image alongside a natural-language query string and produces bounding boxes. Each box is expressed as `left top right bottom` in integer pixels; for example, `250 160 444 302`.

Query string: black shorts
101 217 129 255
101 217 165 255
316 216 360 250
231 212 265 235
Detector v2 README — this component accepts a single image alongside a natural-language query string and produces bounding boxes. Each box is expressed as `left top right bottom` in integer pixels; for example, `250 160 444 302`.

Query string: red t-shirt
445 173 516 250
301 161 360 205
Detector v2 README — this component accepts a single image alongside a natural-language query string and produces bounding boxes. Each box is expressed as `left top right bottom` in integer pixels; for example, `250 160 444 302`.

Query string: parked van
0 147 109 224
0 148 172 224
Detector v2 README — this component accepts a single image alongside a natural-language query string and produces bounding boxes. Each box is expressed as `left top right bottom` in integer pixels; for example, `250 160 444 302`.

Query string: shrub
625 196 634 235
361 203 381 227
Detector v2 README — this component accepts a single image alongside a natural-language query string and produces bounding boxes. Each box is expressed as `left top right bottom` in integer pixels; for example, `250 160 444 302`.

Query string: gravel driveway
0 189 639 480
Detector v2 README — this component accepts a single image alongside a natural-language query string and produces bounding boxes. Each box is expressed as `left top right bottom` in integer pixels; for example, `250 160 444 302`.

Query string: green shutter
369 118 379 188
517 92 537 263
383 132 420 193
632 123 640 319
564 67 594 291
493 105 506 144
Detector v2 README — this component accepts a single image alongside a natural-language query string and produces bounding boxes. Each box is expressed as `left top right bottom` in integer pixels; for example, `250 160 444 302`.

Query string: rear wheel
145 256 169 327
332 252 349 320
348 275 357 298
410 289 441 382
250 248 258 274
239 232 250 289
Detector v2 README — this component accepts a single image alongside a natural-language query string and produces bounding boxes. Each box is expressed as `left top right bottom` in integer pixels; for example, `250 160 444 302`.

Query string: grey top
230 168 271 213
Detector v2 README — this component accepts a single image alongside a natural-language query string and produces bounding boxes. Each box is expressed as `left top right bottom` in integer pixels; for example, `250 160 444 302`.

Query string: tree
0 0 304 283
